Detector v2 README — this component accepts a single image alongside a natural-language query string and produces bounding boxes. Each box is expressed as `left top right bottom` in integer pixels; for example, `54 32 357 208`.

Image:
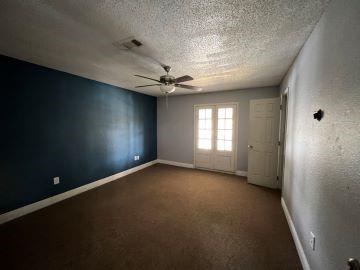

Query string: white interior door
248 98 280 188
195 104 237 173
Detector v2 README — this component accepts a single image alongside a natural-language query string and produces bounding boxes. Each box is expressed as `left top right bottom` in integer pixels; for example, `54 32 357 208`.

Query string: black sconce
313 109 324 121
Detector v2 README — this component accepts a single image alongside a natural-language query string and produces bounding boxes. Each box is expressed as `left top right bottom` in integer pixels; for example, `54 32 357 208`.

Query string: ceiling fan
134 65 202 94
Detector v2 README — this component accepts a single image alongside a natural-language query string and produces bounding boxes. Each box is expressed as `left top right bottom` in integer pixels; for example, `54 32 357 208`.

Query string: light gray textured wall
280 0 360 269
157 87 279 171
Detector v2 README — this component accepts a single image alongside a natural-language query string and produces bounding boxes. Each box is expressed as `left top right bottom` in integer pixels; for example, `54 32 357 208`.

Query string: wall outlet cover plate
310 232 315 250
53 177 60 185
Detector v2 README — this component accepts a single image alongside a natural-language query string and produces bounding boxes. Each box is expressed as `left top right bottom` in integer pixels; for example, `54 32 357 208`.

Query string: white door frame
193 102 239 173
278 87 289 189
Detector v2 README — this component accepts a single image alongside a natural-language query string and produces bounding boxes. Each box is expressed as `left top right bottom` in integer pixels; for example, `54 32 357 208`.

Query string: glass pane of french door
197 108 212 150
216 107 233 151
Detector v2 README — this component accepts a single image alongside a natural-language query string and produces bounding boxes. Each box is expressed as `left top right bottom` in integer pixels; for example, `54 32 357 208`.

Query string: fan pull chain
165 92 168 109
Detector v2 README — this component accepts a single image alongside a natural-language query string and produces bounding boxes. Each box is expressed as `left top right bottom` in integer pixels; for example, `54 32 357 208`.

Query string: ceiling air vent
113 37 143 50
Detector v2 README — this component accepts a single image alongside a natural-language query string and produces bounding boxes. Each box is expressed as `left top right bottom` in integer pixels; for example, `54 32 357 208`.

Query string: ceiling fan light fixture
134 65 200 94
160 84 175 94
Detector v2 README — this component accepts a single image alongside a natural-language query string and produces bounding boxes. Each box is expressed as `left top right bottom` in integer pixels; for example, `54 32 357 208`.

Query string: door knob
348 258 360 270
248 145 254 149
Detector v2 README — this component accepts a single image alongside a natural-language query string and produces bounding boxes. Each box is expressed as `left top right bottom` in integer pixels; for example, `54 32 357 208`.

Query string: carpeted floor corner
0 164 302 269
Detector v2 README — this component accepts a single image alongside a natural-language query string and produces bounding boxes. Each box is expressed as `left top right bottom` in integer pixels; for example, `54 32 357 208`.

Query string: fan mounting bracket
163 65 171 74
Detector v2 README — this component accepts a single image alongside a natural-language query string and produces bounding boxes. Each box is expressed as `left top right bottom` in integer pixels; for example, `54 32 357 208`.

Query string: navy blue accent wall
0 55 157 214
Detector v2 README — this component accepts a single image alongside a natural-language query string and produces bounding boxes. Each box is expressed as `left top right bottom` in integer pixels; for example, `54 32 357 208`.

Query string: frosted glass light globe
160 84 175 94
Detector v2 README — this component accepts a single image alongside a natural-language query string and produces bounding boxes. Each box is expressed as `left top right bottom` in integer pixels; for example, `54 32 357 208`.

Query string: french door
194 103 238 173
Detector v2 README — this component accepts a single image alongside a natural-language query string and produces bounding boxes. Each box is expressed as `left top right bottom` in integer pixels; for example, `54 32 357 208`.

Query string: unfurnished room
0 0 359 269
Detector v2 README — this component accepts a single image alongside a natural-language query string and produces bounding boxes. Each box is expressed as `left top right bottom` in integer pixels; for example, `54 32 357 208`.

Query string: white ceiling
0 0 330 96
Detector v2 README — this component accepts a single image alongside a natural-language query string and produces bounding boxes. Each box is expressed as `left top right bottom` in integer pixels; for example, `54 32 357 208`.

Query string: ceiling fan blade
175 75 193 83
175 84 202 91
134 75 160 82
135 84 162 88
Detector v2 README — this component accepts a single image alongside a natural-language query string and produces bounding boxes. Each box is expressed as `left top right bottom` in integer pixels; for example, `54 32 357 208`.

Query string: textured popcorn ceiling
0 0 330 96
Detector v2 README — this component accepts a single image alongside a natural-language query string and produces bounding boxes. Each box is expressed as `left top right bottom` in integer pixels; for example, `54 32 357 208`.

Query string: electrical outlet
310 232 315 251
53 177 60 185
134 155 140 161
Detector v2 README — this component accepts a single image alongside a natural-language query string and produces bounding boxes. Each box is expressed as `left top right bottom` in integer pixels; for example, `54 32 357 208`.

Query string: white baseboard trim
235 170 248 177
281 197 310 270
157 160 247 176
157 159 194 169
0 160 157 225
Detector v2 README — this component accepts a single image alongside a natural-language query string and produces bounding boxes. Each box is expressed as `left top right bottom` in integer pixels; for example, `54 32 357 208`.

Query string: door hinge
280 104 282 110
276 176 279 181
278 141 281 146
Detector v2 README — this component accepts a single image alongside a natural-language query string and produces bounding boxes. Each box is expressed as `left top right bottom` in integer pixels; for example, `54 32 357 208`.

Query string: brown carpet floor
0 164 302 270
